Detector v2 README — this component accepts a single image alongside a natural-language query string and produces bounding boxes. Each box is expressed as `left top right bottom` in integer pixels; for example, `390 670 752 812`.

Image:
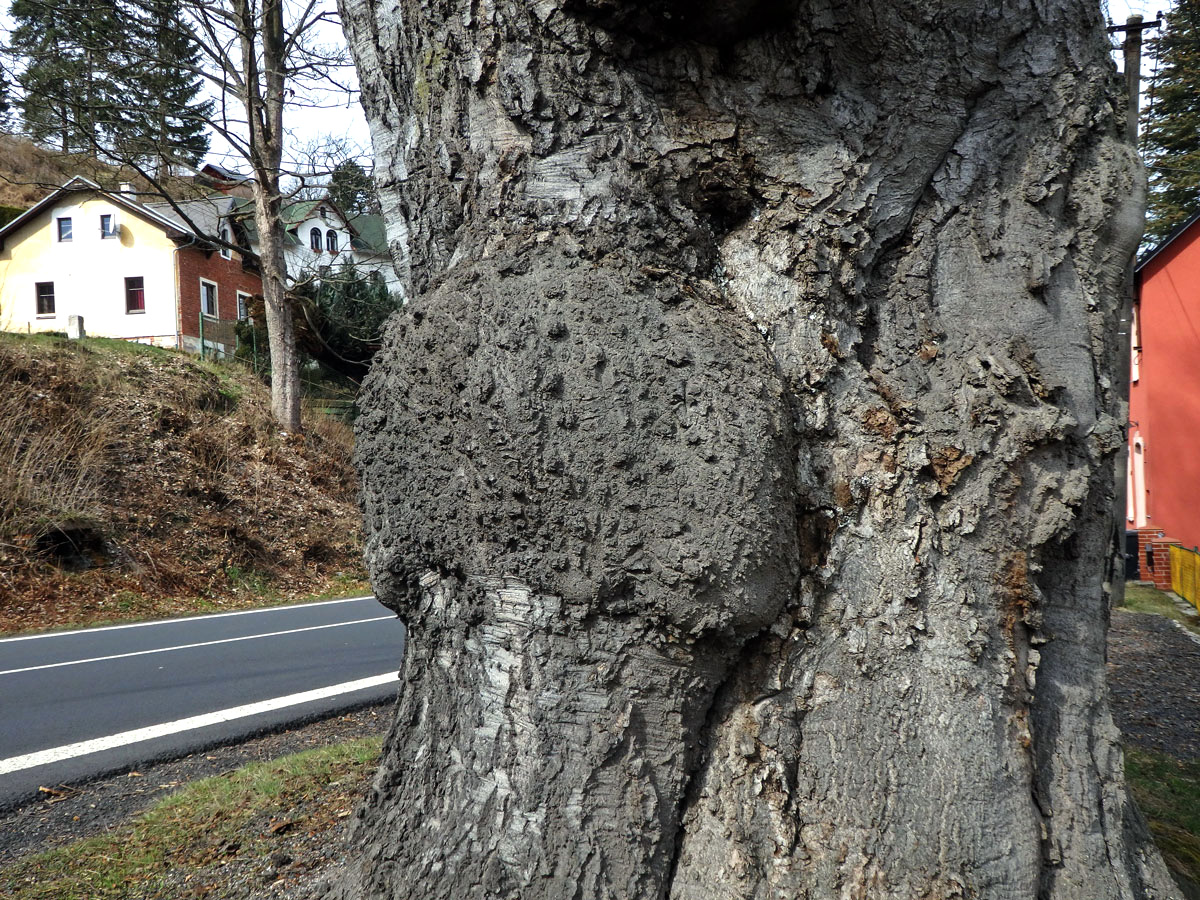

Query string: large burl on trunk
333 0 1179 897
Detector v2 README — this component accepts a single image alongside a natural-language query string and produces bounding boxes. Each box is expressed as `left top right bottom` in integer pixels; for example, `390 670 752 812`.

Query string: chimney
119 182 134 194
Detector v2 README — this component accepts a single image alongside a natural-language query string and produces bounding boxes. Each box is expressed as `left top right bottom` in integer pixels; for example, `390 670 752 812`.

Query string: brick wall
176 245 263 342
1142 529 1179 591
1136 527 1163 583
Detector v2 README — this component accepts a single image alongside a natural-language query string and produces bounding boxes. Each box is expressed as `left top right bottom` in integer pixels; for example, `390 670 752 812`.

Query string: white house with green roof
230 196 400 295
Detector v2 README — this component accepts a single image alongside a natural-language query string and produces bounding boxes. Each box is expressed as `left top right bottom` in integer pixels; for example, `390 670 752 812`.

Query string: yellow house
0 177 261 352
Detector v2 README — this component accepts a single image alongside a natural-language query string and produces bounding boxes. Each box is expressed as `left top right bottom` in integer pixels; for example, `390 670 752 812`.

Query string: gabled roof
227 198 301 248
348 214 387 254
1136 211 1200 275
144 195 240 239
281 198 358 232
0 176 196 246
200 163 250 184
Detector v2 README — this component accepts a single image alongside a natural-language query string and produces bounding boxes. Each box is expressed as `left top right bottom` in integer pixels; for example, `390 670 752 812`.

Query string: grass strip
1125 747 1200 897
1120 583 1200 637
0 736 382 900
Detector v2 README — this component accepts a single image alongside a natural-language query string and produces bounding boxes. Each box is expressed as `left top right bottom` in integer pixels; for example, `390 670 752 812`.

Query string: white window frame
1130 304 1141 384
219 226 232 260
200 278 218 317
236 291 251 321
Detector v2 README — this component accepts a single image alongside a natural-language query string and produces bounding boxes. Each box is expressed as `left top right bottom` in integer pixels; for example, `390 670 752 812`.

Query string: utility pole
1105 12 1161 606
1109 13 1163 145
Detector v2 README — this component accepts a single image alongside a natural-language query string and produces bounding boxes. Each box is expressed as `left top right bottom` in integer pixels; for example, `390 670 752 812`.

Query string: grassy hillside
0 333 366 633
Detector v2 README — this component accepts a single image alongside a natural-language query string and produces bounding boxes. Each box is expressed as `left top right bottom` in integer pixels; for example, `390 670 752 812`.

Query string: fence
198 314 242 363
311 398 355 421
1169 544 1200 613
197 312 355 419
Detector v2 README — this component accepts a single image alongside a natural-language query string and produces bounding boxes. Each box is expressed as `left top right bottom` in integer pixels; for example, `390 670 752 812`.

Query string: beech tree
166 0 357 429
329 0 1177 897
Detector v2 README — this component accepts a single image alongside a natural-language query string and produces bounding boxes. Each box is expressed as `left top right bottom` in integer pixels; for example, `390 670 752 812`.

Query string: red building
175 238 263 354
1128 214 1200 558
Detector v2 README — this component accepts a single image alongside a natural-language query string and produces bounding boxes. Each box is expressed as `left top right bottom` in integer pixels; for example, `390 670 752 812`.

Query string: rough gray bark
334 0 1178 897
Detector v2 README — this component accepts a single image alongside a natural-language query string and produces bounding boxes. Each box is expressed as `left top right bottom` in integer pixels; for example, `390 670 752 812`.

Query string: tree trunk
236 0 302 432
254 197 302 430
334 1 1178 897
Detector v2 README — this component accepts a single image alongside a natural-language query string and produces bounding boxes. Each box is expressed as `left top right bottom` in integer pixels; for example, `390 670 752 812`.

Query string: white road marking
0 673 399 776
0 596 378 644
0 616 394 676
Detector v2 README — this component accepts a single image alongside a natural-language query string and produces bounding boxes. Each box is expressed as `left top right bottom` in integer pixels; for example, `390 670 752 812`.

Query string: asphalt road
0 596 405 809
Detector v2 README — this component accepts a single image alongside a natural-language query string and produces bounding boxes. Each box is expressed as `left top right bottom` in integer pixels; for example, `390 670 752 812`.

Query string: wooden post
1108 14 1163 146
1125 15 1144 144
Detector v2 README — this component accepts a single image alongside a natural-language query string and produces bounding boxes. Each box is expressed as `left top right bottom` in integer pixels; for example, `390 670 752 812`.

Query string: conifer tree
1143 0 1200 244
113 0 212 172
327 159 380 216
0 61 11 125
9 0 123 154
8 0 211 166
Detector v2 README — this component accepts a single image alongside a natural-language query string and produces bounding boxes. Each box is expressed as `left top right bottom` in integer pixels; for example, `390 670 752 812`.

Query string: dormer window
219 226 232 259
326 230 338 253
310 227 322 251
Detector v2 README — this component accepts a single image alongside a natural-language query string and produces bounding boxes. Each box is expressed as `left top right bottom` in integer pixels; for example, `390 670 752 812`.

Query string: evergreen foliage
10 0 123 154
113 0 214 170
326 159 380 216
0 61 11 125
7 0 211 166
295 261 399 380
1144 0 1200 245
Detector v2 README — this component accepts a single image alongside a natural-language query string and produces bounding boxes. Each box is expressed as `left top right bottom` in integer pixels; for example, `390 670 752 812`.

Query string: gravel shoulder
1108 608 1200 762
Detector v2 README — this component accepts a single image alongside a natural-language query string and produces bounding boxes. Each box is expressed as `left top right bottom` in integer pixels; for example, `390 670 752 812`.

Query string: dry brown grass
0 336 119 542
0 134 214 210
0 333 366 633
